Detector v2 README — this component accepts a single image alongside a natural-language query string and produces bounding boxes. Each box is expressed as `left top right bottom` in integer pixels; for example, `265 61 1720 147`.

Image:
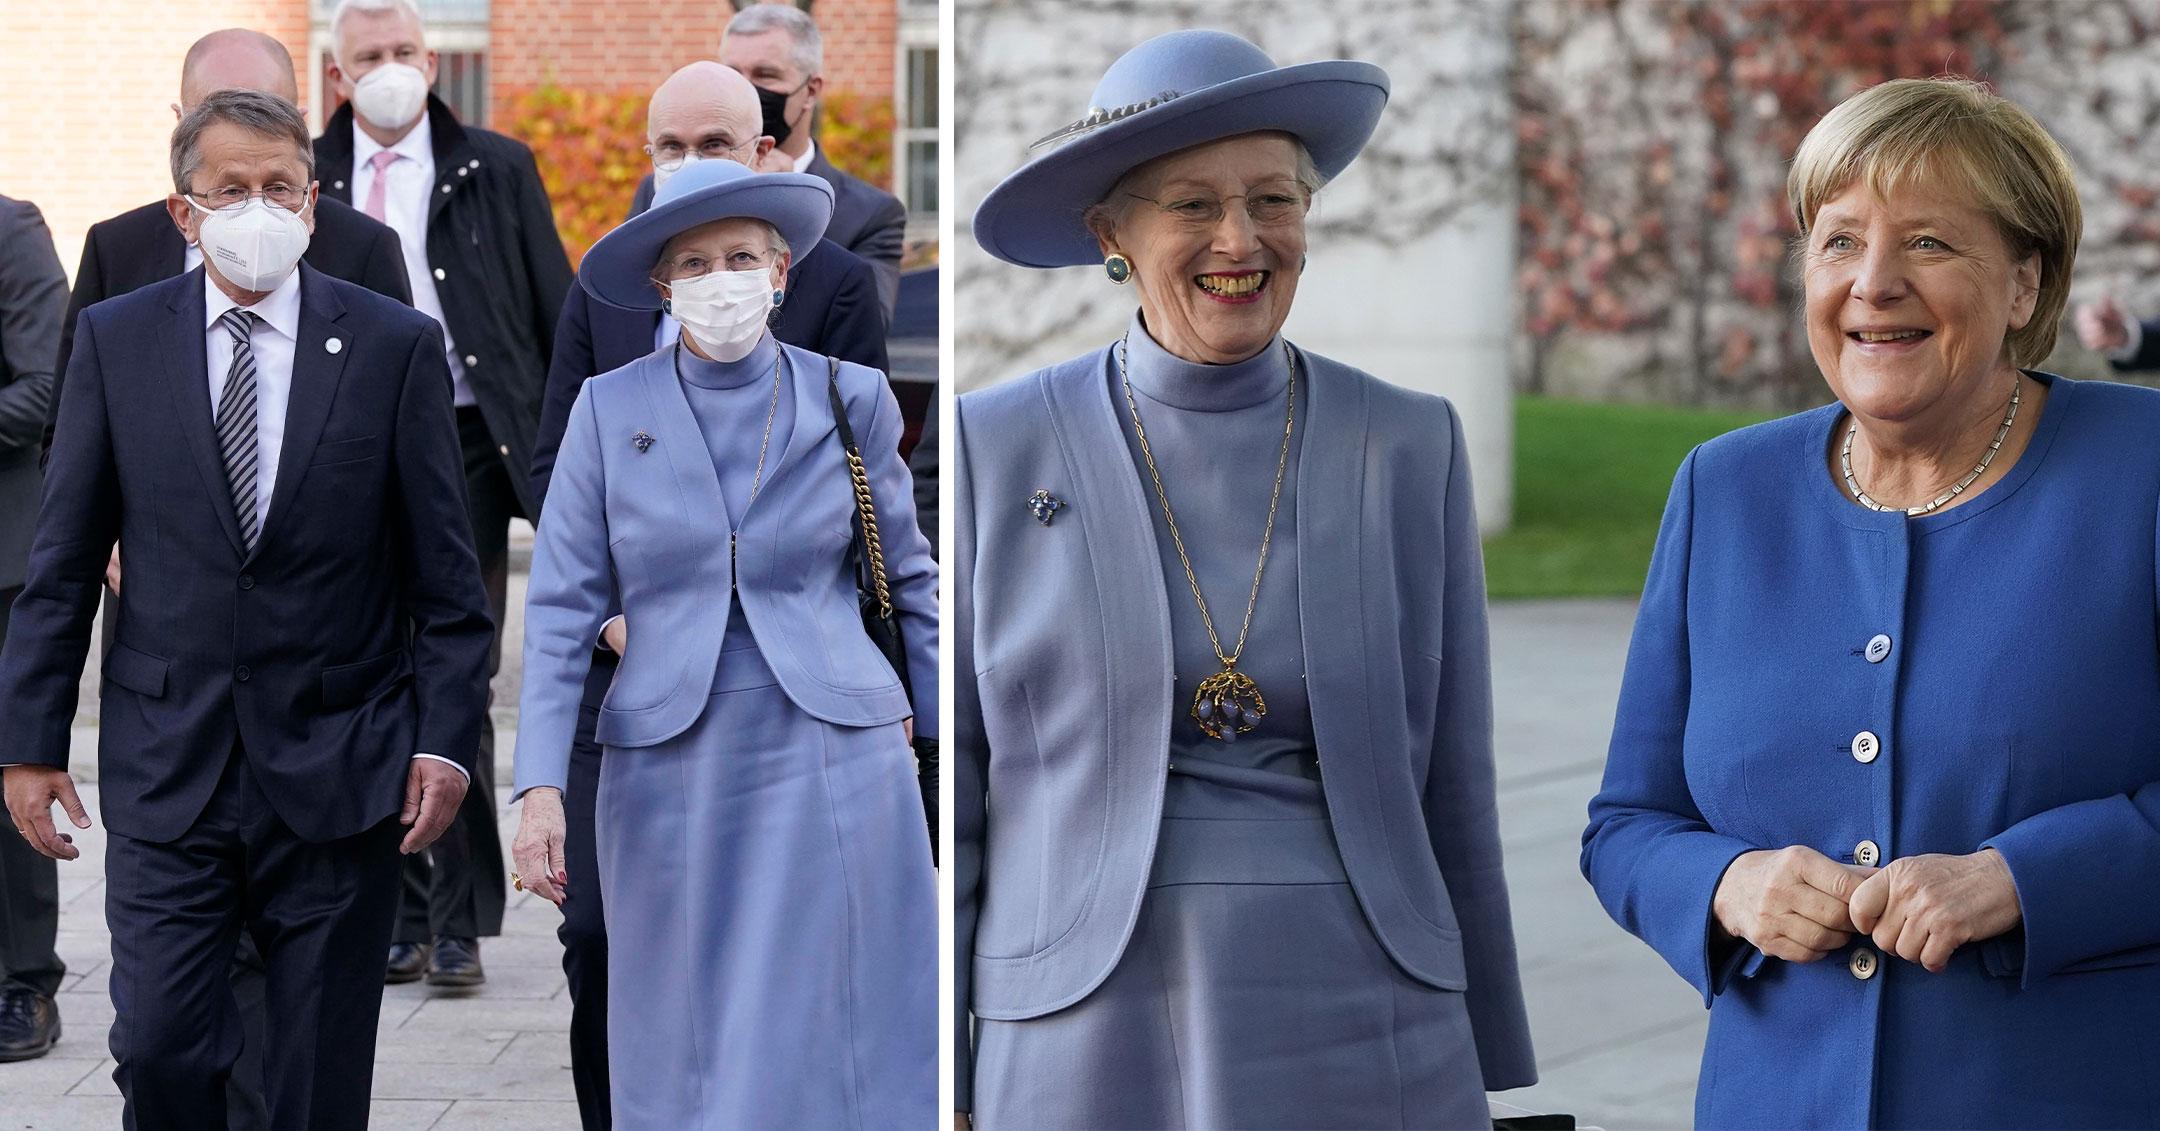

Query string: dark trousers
560 653 615 1130
0 586 66 999
108 746 402 1131
395 406 512 944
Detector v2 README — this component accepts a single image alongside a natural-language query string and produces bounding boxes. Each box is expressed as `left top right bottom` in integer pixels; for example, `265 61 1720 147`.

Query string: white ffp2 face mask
190 196 312 292
351 62 429 132
666 268 776 361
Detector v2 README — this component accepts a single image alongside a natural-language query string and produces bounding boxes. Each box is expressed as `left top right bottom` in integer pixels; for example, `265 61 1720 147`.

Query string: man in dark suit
317 0 574 987
0 89 490 1131
0 194 67 1064
526 61 886 1130
716 3 907 323
50 28 411 450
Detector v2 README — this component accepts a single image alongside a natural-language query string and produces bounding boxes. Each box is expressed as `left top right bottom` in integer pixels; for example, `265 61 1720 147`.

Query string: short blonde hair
1788 78 2082 367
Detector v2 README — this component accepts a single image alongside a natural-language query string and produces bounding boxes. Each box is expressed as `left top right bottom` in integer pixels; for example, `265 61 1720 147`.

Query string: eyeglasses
186 183 311 212
1124 184 1313 229
645 138 756 172
652 249 778 284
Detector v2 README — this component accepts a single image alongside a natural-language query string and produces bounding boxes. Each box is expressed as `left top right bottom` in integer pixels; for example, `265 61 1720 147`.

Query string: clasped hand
1712 845 2021 973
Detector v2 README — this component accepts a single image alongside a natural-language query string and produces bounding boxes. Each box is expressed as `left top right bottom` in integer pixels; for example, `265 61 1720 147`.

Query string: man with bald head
55 29 409 442
525 59 887 1131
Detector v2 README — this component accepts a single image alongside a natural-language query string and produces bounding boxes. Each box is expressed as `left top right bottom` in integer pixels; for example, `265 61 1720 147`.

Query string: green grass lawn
1483 397 1775 598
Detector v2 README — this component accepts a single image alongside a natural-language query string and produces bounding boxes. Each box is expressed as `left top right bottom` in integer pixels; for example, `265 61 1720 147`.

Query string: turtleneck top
1111 314 1321 807
675 332 795 649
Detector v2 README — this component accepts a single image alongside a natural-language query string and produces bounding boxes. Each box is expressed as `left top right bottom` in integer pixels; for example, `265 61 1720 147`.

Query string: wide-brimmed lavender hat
579 158 834 311
971 29 1389 269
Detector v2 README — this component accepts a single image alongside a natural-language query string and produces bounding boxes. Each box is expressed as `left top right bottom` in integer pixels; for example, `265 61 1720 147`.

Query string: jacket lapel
158 272 246 558
1291 350 1374 770
253 267 351 560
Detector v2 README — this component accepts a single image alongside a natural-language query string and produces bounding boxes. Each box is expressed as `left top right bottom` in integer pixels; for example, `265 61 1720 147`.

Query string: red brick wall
0 0 313 280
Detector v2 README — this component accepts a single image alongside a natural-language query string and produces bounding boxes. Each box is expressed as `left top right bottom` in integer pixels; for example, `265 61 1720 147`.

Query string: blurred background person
317 0 573 991
0 194 66 1065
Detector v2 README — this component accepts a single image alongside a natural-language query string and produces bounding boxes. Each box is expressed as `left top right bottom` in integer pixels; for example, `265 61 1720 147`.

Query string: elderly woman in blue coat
1583 77 2160 1127
955 29 1536 1129
506 159 937 1129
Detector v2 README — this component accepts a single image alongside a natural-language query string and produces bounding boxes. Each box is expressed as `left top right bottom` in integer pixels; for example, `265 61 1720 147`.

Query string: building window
896 41 937 221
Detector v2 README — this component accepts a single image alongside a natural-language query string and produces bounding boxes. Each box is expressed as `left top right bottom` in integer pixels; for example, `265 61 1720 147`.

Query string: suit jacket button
1865 633 1892 663
1852 730 1880 764
433 267 446 281
464 354 479 368
238 575 254 591
1854 839 1880 867
1850 948 1879 980
498 444 509 457
234 666 251 682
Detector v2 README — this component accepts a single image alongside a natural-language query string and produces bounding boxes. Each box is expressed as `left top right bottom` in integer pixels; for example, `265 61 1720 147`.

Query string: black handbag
826 359 938 863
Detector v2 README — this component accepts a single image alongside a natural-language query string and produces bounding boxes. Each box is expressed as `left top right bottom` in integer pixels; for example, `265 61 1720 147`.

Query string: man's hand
105 544 121 595
2075 295 2132 354
399 757 470 855
3 765 91 861
1848 850 2022 973
510 787 570 906
601 615 627 656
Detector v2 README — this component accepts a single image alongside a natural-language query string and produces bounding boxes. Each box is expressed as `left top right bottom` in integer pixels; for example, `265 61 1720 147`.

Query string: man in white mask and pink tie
314 0 573 990
0 87 493 1129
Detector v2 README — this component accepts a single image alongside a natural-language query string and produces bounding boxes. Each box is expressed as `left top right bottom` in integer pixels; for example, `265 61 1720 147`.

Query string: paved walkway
1 594 1691 1129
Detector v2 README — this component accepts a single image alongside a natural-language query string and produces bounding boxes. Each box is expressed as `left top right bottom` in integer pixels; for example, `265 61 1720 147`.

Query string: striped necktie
215 308 263 552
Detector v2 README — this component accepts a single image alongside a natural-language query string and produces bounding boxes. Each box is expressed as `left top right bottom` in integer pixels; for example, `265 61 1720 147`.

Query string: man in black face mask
719 3 907 325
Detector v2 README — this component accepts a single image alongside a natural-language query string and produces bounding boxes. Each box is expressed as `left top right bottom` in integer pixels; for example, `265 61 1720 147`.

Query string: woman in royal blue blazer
956 29 1535 1129
1584 78 2160 1127
505 160 937 1129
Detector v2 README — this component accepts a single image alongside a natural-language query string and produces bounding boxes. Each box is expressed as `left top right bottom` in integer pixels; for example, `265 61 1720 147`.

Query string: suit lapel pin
632 431 655 454
325 338 342 354
1029 489 1065 526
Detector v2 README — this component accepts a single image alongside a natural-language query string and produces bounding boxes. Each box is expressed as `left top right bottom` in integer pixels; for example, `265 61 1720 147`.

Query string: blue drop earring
1104 253 1133 285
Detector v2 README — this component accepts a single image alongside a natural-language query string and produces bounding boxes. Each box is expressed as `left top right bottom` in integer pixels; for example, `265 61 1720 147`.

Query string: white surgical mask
666 268 775 361
351 62 429 132
652 153 702 190
190 196 312 292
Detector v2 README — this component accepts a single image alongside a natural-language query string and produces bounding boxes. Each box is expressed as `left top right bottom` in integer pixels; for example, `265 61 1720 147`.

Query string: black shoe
426 937 485 987
0 985 59 1062
385 942 431 985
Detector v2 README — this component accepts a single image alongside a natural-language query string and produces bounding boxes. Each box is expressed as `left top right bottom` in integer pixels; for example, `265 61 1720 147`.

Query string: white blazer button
1854 839 1881 867
433 267 446 281
1850 948 1879 980
464 354 479 367
1852 731 1880 764
441 184 452 194
1865 634 1892 663
325 338 343 354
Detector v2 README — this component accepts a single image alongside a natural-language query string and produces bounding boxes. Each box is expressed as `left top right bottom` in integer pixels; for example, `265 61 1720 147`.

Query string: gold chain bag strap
824 357 936 862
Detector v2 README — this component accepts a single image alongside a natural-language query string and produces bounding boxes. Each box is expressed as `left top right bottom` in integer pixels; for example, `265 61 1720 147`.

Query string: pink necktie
362 150 402 221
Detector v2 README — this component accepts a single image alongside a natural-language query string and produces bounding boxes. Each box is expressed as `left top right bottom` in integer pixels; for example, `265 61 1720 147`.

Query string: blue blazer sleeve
1581 449 1765 1005
513 384 613 798
951 398 984 1109
1426 400 1537 1088
1973 493 2160 985
0 311 120 766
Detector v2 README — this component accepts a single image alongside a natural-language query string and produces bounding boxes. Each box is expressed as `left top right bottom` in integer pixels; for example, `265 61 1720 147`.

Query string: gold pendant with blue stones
1192 666 1265 742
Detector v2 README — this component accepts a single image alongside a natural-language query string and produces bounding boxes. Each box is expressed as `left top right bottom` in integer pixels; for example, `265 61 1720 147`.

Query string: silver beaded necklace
1840 378 2021 516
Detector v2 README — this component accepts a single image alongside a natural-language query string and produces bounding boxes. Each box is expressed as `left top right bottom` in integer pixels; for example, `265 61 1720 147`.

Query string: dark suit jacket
316 95 573 519
50 195 411 455
2117 323 2160 372
529 236 888 506
0 196 67 589
630 144 906 322
0 265 492 844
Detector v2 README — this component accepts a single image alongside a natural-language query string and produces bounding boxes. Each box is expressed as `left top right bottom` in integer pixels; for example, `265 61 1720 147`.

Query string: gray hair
725 5 823 78
171 88 315 194
1083 135 1322 244
331 0 426 59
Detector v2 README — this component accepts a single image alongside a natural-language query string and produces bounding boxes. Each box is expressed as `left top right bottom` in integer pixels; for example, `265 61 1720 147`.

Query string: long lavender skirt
594 640 936 1130
972 768 1490 1130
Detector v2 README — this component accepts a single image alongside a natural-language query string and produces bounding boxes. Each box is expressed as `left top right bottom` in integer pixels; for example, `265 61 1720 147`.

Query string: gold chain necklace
675 341 781 590
1117 333 1295 742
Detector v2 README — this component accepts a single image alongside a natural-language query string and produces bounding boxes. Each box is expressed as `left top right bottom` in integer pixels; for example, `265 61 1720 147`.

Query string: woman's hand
511 787 571 906
1712 846 1874 963
601 615 627 656
1848 849 2021 973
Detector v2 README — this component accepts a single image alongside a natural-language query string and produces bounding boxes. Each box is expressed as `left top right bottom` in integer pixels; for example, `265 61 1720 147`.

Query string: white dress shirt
351 113 473 407
791 139 817 174
202 270 467 781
